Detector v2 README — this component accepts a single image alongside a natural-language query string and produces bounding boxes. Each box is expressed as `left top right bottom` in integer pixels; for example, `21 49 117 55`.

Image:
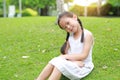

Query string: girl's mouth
70 26 74 32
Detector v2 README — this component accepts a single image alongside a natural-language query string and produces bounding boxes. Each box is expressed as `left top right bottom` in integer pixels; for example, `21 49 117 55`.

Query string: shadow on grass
60 75 70 80
60 75 89 80
60 69 95 80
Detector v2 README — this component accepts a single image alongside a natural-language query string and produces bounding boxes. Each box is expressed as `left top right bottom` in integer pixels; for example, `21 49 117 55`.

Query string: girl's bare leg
48 67 61 80
36 63 54 80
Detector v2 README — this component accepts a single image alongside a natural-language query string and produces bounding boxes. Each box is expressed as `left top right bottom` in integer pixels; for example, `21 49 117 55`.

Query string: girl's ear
73 14 77 20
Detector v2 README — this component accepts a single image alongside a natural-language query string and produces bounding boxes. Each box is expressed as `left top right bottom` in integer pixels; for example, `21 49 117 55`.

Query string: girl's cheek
66 30 70 32
66 30 71 33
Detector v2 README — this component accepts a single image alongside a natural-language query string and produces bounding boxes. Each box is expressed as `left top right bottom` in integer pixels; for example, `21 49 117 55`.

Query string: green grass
0 16 120 80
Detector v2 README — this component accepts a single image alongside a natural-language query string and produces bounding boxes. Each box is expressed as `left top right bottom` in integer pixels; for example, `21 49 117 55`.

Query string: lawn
0 16 120 80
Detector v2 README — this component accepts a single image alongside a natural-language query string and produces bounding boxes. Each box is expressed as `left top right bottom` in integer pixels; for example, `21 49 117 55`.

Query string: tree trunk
3 0 7 17
97 0 101 16
56 0 65 15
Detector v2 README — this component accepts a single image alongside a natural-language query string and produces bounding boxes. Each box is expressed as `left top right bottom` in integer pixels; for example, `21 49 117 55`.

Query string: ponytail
77 18 84 42
60 32 69 54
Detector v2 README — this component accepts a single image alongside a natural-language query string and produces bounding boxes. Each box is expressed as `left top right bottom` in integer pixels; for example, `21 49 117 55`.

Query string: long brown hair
57 11 84 54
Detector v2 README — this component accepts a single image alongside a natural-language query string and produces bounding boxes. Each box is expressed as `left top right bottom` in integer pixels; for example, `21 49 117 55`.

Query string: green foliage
107 0 120 7
10 0 56 10
101 3 112 16
111 6 120 16
69 5 84 16
22 8 38 16
0 1 2 8
0 17 120 80
0 2 2 17
0 0 56 15
107 0 120 16
87 5 97 16
69 3 112 16
64 0 73 3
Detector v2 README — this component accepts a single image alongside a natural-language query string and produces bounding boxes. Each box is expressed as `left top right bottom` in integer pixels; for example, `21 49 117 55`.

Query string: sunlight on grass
0 16 120 80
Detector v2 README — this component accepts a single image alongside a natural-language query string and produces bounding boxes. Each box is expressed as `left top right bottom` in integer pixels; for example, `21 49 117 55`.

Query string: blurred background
0 0 120 18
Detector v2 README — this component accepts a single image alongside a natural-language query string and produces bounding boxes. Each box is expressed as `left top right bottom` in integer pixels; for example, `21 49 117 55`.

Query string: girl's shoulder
84 29 93 37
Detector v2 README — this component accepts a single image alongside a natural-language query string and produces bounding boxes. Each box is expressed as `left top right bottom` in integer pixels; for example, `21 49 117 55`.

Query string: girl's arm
60 31 94 61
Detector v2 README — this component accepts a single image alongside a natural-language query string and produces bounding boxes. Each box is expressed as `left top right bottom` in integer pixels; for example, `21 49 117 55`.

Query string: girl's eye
66 22 69 25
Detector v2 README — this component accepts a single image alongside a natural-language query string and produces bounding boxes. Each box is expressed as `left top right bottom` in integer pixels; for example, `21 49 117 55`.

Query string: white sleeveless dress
49 29 94 80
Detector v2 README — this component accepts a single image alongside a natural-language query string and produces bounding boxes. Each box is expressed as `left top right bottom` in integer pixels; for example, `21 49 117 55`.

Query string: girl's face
59 16 80 33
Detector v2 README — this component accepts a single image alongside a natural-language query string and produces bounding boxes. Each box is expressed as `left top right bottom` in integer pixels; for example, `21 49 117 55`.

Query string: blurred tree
64 0 73 3
107 0 119 6
0 0 3 8
6 0 56 16
22 0 56 16
108 0 120 16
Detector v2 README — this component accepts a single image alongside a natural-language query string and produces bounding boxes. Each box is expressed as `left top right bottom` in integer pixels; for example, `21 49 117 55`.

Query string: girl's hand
73 61 84 67
59 55 84 67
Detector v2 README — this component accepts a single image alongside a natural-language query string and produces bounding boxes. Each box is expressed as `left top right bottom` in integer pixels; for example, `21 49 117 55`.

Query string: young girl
36 11 94 80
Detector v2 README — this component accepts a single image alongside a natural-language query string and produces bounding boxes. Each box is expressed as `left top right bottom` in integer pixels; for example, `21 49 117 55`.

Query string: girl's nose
66 25 70 29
